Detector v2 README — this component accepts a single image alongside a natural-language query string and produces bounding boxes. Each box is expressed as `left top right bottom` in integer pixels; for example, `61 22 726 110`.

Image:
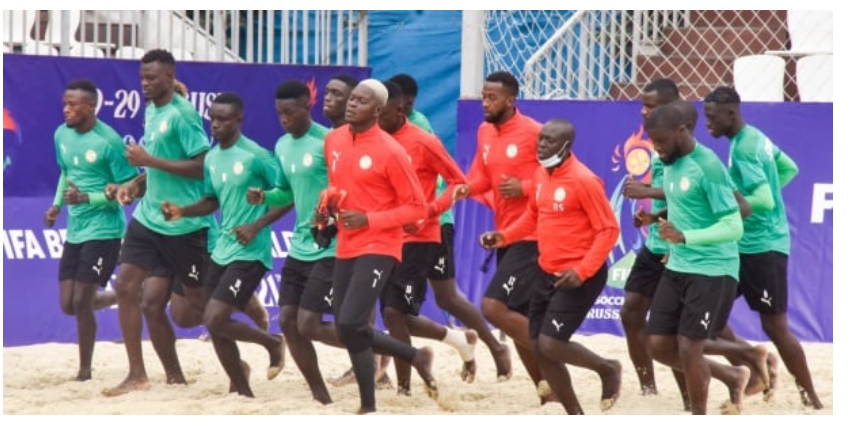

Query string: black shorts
148 252 212 297
119 218 208 288
206 260 268 310
278 256 336 314
739 252 788 315
58 239 122 286
382 242 439 315
427 224 456 281
624 246 665 297
529 263 608 341
647 270 738 340
484 240 539 315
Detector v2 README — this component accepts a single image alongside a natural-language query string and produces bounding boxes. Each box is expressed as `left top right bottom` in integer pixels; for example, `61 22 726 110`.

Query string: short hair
65 78 98 103
212 92 244 114
704 86 741 105
671 99 698 130
382 80 404 103
141 49 176 68
389 73 418 98
643 78 680 103
644 102 686 131
485 71 519 97
330 74 359 90
276 80 311 101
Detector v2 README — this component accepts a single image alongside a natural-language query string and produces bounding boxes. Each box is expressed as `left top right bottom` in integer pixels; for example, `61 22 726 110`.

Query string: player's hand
497 174 523 199
658 218 685 244
104 183 120 201
63 180 89 205
452 184 471 201
125 141 153 167
233 223 260 246
402 219 425 234
623 175 652 199
553 268 582 288
661 252 669 265
117 181 141 205
161 201 182 221
44 205 60 228
339 210 367 230
633 207 656 228
246 187 265 205
479 231 504 250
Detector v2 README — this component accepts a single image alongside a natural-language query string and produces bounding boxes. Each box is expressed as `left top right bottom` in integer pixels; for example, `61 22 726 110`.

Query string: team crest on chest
303 153 313 167
85 149 97 163
158 120 168 133
680 177 690 191
359 155 372 170
233 161 244 175
506 144 518 158
554 187 566 202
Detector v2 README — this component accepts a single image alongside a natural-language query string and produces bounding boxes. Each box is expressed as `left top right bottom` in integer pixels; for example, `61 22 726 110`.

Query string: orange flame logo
3 108 18 132
611 124 654 184
307 78 317 107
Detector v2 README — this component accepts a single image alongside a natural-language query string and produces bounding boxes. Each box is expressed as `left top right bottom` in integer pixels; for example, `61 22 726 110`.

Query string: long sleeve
775 149 799 188
682 211 744 245
573 182 619 281
366 155 428 228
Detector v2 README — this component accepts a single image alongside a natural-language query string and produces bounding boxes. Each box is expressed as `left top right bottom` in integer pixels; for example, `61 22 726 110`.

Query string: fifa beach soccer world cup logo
3 108 22 174
606 125 655 288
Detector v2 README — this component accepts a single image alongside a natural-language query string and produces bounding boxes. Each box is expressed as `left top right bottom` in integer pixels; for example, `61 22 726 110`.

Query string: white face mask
538 140 570 168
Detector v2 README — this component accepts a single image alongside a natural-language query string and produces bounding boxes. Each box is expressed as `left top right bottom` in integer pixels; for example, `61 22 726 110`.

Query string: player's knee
72 294 94 315
280 312 298 337
60 300 75 316
203 308 230 334
480 298 502 325
382 305 405 327
336 320 363 346
537 336 560 361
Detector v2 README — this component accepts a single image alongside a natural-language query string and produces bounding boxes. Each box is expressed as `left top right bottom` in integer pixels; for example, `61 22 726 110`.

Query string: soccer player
645 101 751 415
45 78 137 382
103 49 213 396
453 71 547 396
161 92 284 397
704 86 823 410
322 74 359 128
377 80 476 394
324 78 437 414
247 80 342 405
480 118 623 414
391 72 513 381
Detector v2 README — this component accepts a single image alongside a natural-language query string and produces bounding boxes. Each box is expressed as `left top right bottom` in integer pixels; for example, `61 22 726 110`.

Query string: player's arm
741 184 774 214
365 156 429 228
162 196 219 221
500 182 539 245
126 143 206 179
45 172 67 227
464 139 493 197
573 179 620 282
623 176 665 200
775 149 799 188
660 211 743 245
425 138 468 217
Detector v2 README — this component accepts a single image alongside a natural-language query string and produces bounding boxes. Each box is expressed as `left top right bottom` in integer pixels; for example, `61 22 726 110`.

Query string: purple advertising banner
3 54 370 346
453 99 833 343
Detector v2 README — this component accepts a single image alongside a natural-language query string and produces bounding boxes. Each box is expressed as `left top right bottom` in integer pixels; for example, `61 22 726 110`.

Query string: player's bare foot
537 380 559 405
413 347 438 399
164 370 187 385
797 383 824 409
719 365 750 415
102 376 151 397
763 352 779 402
356 406 377 415
328 367 356 387
267 334 285 380
229 360 251 393
397 383 411 397
376 372 394 390
600 359 622 412
75 368 92 382
744 345 770 396
492 343 513 381
460 330 478 383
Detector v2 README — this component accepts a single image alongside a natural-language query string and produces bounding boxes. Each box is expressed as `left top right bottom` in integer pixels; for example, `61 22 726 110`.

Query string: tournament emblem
233 161 244 175
85 149 97 163
359 155 372 170
506 143 518 158
554 187 566 202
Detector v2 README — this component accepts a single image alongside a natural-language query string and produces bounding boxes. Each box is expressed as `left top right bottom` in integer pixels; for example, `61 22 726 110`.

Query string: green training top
644 156 669 255
53 120 138 243
134 95 211 235
273 122 336 261
663 142 741 279
728 125 791 255
204 135 277 270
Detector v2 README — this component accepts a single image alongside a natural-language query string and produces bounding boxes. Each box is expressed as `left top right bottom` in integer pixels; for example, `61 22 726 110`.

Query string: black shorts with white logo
119 218 208 288
739 251 788 315
59 239 122 286
647 270 738 340
382 242 439 316
278 256 336 314
483 240 539 315
206 260 268 310
624 246 665 297
427 224 456 281
528 263 608 342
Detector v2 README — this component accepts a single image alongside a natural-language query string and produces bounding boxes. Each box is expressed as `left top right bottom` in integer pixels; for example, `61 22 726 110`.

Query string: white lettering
594 295 625 306
584 307 622 320
270 230 293 259
811 183 833 224
610 267 631 282
43 229 65 258
255 273 280 307
25 230 46 259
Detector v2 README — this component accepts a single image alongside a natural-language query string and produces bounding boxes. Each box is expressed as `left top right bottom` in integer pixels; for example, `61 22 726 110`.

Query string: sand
3 333 832 415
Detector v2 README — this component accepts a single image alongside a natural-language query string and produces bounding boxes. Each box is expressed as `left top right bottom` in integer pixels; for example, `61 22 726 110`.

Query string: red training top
390 120 467 243
324 123 428 261
466 108 541 240
502 154 619 281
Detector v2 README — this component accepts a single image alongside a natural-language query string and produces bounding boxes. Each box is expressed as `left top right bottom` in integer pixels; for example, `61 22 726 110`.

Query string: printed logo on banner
3 108 22 175
606 125 655 289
